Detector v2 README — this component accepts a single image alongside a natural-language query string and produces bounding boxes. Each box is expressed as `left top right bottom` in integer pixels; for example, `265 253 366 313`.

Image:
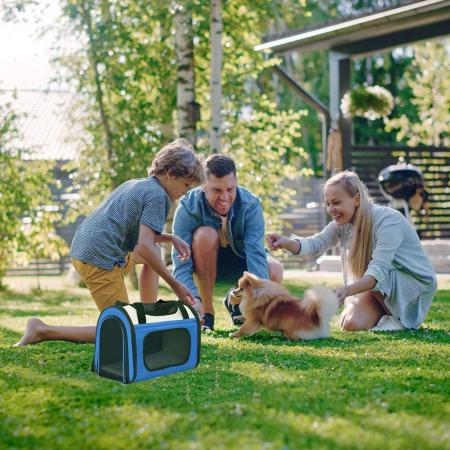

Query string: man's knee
268 257 283 283
192 226 219 252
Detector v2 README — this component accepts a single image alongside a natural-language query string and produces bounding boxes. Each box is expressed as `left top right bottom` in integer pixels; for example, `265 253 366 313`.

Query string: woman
267 171 437 331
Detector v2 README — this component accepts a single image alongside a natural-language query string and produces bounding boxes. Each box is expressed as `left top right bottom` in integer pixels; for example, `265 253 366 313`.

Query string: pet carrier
93 300 200 383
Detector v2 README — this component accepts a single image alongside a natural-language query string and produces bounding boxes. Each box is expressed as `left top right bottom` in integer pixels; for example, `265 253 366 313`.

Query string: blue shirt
172 185 269 298
71 177 171 270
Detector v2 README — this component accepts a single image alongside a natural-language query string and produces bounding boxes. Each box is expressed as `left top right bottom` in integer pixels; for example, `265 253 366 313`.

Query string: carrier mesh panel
143 328 190 371
99 318 125 380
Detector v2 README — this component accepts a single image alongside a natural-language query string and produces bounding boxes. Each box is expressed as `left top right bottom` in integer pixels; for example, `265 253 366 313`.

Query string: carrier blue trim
183 303 201 367
93 301 200 383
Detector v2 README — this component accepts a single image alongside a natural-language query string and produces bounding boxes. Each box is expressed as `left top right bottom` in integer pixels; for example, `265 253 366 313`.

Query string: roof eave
255 0 450 54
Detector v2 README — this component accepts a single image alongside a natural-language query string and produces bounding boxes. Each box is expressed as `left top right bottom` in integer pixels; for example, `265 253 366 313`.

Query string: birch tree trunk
210 0 222 153
81 1 114 162
174 2 197 145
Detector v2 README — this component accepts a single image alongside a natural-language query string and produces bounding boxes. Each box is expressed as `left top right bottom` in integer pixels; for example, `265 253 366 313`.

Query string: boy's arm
154 233 191 261
136 224 195 304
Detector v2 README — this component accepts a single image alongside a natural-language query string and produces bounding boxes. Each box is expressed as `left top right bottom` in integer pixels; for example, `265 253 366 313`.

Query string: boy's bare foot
13 318 47 347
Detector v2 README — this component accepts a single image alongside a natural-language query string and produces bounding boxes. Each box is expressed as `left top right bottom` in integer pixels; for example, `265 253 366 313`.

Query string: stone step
428 257 450 274
316 255 341 272
421 239 450 257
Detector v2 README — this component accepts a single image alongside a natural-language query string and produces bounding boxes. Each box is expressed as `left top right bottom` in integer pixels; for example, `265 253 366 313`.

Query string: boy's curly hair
148 138 205 185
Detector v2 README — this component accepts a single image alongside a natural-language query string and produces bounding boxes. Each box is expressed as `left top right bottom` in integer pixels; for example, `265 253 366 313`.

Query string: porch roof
255 0 450 56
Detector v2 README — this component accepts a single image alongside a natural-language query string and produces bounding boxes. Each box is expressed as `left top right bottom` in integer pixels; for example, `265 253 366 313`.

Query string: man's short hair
205 154 236 178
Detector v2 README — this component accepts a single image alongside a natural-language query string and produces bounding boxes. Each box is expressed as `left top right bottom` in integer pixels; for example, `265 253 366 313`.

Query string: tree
271 0 421 166
190 0 310 226
55 0 310 231
222 96 311 228
173 1 198 143
58 0 178 217
0 97 65 287
384 39 450 147
209 0 222 153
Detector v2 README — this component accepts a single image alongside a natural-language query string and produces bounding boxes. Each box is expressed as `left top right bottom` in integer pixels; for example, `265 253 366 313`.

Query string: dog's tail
302 286 339 324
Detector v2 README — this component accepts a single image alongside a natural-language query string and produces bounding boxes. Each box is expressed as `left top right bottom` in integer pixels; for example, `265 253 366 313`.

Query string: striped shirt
70 177 171 270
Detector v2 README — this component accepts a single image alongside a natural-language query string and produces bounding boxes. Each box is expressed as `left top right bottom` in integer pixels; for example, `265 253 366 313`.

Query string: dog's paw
229 332 239 338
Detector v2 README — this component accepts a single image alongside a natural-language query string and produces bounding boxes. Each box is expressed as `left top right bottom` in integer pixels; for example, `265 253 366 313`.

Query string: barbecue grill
378 162 427 224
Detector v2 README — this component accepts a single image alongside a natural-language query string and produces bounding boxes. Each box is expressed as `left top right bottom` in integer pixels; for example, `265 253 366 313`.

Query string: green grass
1 277 449 450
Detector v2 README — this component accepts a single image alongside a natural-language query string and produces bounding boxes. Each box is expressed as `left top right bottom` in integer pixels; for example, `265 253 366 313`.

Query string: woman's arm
266 234 301 254
267 221 340 257
335 275 377 305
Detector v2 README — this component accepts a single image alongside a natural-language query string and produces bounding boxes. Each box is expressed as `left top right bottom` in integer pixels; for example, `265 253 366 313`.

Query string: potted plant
341 85 394 120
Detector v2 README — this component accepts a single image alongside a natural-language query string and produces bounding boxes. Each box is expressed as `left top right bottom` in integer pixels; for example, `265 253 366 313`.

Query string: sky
0 3 62 90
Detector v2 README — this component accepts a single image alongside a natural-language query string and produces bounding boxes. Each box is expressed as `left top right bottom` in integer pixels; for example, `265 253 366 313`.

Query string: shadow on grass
213 326 450 346
0 308 89 318
2 329 447 395
0 337 447 450
0 290 90 306
1 284 448 448
0 289 96 320
213 328 375 346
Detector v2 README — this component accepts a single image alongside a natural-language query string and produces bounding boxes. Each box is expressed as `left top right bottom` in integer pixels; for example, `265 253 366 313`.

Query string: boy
14 138 204 346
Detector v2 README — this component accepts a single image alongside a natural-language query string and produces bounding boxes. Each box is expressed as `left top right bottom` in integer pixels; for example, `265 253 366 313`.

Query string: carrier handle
116 300 189 323
176 301 189 320
115 301 146 324
132 303 147 324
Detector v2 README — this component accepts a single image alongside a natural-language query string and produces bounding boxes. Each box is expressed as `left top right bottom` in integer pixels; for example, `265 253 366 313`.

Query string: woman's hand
170 235 191 261
335 276 377 306
335 286 349 306
266 234 300 254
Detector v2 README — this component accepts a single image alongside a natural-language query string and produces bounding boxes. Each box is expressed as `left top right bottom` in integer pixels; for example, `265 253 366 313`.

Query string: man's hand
171 235 191 261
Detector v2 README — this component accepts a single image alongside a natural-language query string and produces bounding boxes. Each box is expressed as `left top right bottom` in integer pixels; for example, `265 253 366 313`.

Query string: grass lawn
1 274 449 450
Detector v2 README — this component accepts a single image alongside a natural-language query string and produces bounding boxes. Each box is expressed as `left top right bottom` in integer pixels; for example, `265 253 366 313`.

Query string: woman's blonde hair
325 171 373 279
148 138 205 185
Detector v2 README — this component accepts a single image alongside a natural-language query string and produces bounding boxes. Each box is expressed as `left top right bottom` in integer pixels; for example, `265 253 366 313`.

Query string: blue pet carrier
93 300 200 383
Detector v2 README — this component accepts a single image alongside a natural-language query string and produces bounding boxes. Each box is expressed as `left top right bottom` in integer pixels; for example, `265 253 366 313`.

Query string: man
172 154 283 331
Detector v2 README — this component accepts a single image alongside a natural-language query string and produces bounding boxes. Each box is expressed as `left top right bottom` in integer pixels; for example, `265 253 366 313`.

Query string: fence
350 145 450 239
6 256 71 277
7 145 449 275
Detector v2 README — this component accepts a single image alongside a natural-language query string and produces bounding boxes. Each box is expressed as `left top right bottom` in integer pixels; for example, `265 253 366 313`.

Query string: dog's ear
243 271 260 287
239 273 252 289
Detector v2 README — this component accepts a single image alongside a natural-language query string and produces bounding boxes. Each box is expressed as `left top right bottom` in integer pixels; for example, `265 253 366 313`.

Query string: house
2 89 84 275
256 0 450 272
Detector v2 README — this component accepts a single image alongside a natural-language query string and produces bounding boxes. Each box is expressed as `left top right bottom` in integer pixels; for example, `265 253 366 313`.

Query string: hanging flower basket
340 85 394 120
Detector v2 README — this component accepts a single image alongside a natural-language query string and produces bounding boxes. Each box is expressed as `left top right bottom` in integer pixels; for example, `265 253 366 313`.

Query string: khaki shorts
72 253 135 312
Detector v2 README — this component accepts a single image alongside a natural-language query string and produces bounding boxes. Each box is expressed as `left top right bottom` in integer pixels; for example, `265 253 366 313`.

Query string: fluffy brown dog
229 272 338 340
